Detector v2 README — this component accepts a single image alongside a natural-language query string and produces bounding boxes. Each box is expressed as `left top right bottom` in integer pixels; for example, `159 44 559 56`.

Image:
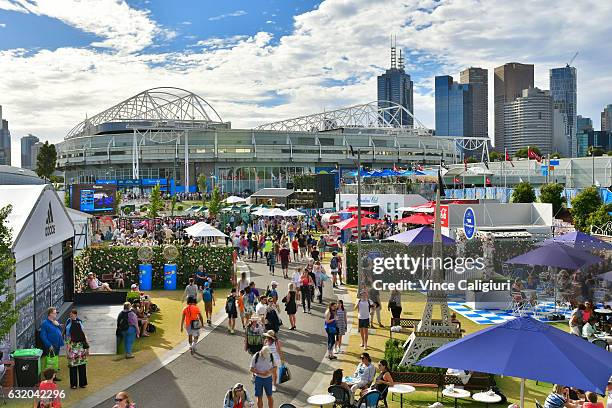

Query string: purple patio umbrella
416 316 612 407
541 230 612 250
505 241 602 269
387 226 455 246
598 271 612 282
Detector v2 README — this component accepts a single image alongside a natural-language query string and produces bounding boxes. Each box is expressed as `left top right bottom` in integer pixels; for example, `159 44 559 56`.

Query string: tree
587 204 612 232
0 205 30 340
208 185 222 217
114 190 122 214
489 151 502 161
515 146 542 159
539 183 564 217
511 181 536 203
147 183 164 218
550 152 562 159
64 189 70 207
170 195 177 217
570 186 602 232
588 146 605 157
36 141 57 179
197 173 207 205
607 151 612 157
466 157 478 163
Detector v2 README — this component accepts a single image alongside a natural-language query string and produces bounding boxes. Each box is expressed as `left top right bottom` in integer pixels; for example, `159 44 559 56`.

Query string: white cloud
2 0 612 166
265 20 275 24
0 0 173 53
0 23 5 27
208 10 247 21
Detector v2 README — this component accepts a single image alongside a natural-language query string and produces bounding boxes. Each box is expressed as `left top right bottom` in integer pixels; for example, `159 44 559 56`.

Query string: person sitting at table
371 359 394 398
582 316 598 341
544 384 579 408
583 392 604 408
87 272 112 292
330 368 354 405
351 352 376 395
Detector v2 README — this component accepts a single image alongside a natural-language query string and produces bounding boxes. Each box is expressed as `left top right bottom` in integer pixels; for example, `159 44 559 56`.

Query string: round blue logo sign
463 207 476 240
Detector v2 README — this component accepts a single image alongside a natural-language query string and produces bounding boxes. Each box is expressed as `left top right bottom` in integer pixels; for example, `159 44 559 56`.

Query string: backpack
330 256 338 270
116 311 130 334
254 350 275 365
203 288 213 302
226 296 237 314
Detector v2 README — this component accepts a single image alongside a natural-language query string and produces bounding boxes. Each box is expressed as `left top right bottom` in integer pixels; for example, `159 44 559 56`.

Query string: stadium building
57 87 465 194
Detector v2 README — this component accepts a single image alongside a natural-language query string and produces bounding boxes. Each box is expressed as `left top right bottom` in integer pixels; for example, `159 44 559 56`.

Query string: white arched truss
66 87 224 139
255 101 430 132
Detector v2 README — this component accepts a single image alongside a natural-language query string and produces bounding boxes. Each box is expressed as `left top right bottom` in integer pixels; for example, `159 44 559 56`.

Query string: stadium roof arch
254 101 430 133
66 87 225 139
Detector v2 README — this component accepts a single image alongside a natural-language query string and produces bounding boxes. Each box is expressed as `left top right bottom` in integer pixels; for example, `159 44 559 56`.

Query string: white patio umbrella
266 208 286 217
282 208 305 217
184 222 227 238
252 208 270 216
225 195 246 204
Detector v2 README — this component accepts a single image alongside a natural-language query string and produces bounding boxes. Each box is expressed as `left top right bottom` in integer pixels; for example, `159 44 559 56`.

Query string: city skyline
1 0 612 166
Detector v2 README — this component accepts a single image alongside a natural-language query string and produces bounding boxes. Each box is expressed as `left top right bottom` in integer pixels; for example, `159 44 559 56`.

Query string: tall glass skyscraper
602 104 612 132
550 66 577 157
377 44 414 127
0 105 11 166
435 76 472 137
21 134 40 169
460 67 488 139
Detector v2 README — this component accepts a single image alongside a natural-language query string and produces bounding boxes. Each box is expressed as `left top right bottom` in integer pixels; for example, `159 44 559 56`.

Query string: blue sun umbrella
417 316 612 407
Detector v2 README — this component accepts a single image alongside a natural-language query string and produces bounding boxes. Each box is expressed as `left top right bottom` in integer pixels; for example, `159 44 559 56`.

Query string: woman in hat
223 383 253 408
263 330 284 392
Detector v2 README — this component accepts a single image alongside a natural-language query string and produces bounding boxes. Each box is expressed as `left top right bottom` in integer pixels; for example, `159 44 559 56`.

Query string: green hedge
384 339 444 373
74 245 233 291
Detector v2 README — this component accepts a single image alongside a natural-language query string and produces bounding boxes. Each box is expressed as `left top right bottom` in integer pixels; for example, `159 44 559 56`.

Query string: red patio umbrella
333 216 384 230
394 213 434 225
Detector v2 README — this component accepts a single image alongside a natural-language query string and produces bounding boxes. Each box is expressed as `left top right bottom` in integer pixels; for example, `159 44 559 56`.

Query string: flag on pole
454 177 461 184
483 155 490 170
505 149 515 167
393 163 398 172
527 147 542 163
486 177 492 185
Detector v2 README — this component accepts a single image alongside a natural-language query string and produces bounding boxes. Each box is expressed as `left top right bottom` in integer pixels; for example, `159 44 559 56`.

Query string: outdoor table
442 387 471 408
307 394 335 408
388 384 415 408
472 391 502 407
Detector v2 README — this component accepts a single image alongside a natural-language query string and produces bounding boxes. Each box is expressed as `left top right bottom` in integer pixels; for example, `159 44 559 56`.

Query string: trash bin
11 348 43 387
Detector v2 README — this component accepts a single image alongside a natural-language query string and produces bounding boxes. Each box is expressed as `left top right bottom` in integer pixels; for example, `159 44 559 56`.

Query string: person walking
282 283 298 330
202 281 215 325
238 289 246 329
324 302 338 360
238 272 250 292
113 391 136 408
388 288 402 324
64 309 88 389
183 278 199 303
263 331 284 392
278 244 290 279
181 296 204 354
40 307 64 379
267 244 277 275
117 302 140 359
250 345 276 408
335 300 347 354
368 286 384 328
291 236 299 262
313 261 325 305
329 252 340 288
355 291 372 350
226 288 239 334
299 269 313 313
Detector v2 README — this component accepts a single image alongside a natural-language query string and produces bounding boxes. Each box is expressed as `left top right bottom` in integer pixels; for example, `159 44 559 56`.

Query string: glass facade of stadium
57 127 460 194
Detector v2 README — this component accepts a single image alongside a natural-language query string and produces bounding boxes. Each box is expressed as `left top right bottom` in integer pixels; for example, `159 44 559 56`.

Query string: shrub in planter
177 205 184 211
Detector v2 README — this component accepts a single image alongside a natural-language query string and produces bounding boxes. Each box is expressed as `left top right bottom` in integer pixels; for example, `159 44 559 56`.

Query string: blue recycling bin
139 264 152 291
164 264 177 290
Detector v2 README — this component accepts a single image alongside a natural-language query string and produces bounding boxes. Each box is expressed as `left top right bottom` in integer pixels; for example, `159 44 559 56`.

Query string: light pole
350 146 363 288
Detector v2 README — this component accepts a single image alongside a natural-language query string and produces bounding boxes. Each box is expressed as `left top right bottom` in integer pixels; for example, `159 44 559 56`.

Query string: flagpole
504 148 507 190
527 146 531 183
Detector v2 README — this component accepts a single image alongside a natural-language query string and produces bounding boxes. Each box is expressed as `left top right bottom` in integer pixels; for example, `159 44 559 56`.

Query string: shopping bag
279 363 291 384
44 349 59 371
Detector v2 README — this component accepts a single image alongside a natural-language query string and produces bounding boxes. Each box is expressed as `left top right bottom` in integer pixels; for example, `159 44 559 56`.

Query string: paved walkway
77 305 123 355
87 257 342 408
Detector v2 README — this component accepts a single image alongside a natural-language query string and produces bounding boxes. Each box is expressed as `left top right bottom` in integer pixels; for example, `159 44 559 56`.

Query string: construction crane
567 51 578 67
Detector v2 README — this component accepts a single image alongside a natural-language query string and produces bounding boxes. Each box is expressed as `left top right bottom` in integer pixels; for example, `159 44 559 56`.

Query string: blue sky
1 0 611 166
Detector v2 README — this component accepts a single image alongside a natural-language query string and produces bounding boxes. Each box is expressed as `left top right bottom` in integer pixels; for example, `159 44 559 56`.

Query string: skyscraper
504 88 553 155
435 75 472 137
459 67 488 138
377 42 414 127
494 63 534 150
0 106 11 166
602 104 612 132
550 66 577 156
577 115 593 133
21 134 40 169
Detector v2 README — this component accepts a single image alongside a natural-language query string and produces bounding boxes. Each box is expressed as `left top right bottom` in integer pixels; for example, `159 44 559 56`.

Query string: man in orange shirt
181 296 204 355
238 289 246 329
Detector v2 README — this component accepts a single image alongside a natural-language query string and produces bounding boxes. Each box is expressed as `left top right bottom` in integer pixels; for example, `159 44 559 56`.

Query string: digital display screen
73 184 116 213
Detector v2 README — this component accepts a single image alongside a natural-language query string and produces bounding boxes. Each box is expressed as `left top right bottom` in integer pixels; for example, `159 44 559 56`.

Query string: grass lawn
331 285 568 407
4 286 234 408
